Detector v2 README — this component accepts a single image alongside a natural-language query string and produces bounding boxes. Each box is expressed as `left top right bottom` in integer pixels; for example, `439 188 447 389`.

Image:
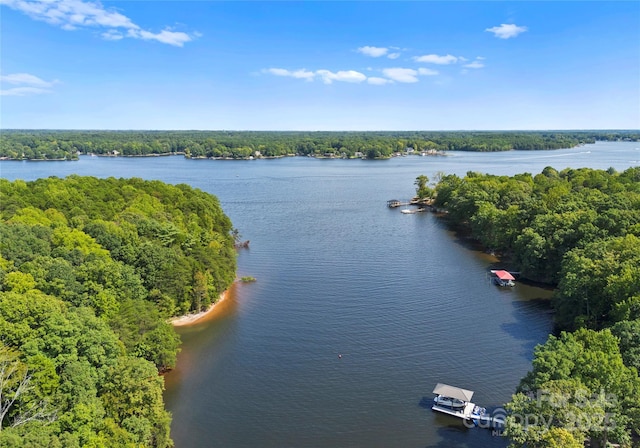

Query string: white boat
400 209 415 214
433 395 466 409
431 383 475 414
493 278 515 287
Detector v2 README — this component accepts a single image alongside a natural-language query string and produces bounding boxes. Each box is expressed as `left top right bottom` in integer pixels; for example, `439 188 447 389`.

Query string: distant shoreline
2 137 638 162
170 289 229 327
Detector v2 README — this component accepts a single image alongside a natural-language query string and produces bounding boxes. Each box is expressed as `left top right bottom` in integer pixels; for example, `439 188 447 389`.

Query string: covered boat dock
432 383 477 419
433 383 474 402
490 270 516 287
431 383 504 428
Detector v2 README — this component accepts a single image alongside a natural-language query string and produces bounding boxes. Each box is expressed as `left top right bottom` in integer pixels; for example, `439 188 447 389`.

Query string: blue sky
1 1 639 130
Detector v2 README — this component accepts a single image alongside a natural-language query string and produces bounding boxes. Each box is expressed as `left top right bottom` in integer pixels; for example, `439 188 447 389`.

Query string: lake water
2 141 638 447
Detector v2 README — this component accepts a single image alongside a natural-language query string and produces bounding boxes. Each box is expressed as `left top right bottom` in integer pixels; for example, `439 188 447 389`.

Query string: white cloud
316 70 367 84
357 46 388 57
0 87 51 96
265 68 289 77
263 68 315 80
0 72 57 87
418 68 439 76
287 69 316 80
0 0 195 46
263 64 439 86
413 54 459 65
387 52 400 60
367 77 393 85
485 23 527 39
382 68 419 83
264 68 366 84
130 28 193 47
0 72 58 96
101 29 123 40
464 61 484 69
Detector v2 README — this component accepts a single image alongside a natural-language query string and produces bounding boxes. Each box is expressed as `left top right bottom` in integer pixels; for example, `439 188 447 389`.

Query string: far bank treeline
431 167 640 447
0 176 236 447
1 130 639 160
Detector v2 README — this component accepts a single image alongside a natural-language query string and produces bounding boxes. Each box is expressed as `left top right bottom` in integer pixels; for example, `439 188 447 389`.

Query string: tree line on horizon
1 130 638 160
0 176 237 447
431 166 640 447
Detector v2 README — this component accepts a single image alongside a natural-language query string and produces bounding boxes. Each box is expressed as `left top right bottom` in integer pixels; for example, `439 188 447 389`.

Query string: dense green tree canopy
431 167 640 446
434 167 640 286
0 176 237 446
506 329 640 447
1 129 637 160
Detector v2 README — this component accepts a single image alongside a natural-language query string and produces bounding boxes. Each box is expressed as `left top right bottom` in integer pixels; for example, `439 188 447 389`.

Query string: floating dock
388 198 433 211
432 403 504 428
387 199 410 207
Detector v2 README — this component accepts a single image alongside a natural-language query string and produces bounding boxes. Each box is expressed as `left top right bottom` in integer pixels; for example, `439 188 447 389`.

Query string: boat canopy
493 270 515 281
432 383 474 402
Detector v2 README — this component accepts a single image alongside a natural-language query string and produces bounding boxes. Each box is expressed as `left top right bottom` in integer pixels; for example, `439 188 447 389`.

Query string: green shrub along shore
0 176 236 447
432 167 640 447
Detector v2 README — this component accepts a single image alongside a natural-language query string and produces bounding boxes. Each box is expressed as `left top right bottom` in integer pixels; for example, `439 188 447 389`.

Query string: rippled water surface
2 141 638 447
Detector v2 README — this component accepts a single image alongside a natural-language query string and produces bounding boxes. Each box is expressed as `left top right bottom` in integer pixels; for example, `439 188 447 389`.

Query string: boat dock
489 270 516 287
432 403 504 428
387 199 435 211
387 199 411 207
431 383 504 429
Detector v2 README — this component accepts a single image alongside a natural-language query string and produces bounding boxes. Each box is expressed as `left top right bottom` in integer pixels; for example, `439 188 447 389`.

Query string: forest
1 130 638 160
0 176 237 447
431 167 640 447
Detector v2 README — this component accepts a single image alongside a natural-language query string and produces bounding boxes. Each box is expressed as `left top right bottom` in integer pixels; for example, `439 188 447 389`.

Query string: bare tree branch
11 399 57 428
0 352 57 431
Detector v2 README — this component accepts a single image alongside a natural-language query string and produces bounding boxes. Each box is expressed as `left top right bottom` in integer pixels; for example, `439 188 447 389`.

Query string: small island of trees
0 176 237 447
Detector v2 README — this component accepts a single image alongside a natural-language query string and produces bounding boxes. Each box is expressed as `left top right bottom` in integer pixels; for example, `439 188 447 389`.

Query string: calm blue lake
2 141 638 447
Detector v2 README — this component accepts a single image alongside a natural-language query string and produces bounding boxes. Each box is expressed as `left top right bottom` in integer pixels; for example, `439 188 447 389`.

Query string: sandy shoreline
170 289 229 327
